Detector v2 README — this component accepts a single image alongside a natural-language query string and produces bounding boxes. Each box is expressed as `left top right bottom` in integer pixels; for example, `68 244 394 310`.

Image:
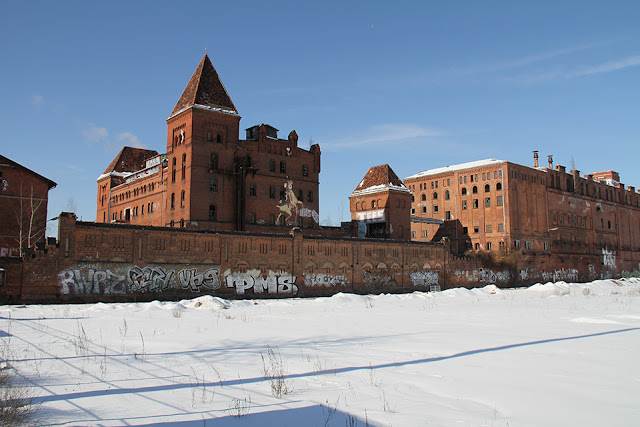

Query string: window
422 230 428 237
171 157 176 182
485 197 491 207
280 188 286 200
445 190 450 200
270 186 275 198
473 199 478 209
435 181 438 188
171 193 175 209
269 160 275 172
447 179 450 185
485 184 490 192
210 154 218 171
482 173 486 180
475 243 480 250
421 194 426 201
474 226 479 233
498 223 504 232
462 200 467 210
298 189 303 201
180 190 185 207
207 132 212 141
475 174 478 182
461 188 467 195
462 227 468 234
431 182 434 189
464 176 467 183
445 211 451 220
496 182 502 191
486 224 492 233
216 134 221 143
470 175 474 182
497 196 503 206
608 220 612 229
280 161 286 173
249 184 256 196
487 242 492 250
412 231 416 238
433 205 439 213
181 154 186 179
544 242 549 251
249 212 256 223
209 179 217 192
411 207 415 214
372 200 377 209
302 165 308 176
209 205 216 221
514 240 521 249
525 241 532 250
307 191 313 202
459 177 463 184
433 192 438 199
472 186 478 194
422 206 427 214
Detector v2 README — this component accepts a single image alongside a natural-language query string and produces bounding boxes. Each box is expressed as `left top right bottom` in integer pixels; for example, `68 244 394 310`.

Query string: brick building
97 54 321 234
0 155 56 257
404 155 640 272
349 164 412 240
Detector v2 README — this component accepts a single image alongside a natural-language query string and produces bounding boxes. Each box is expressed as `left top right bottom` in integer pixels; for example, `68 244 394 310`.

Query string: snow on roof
405 159 506 180
350 183 412 197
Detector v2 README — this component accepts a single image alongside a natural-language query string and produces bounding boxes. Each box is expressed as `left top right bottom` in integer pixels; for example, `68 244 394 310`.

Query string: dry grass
0 368 38 426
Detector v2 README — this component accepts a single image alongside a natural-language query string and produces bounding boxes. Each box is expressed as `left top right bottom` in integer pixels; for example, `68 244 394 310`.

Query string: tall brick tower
166 54 242 229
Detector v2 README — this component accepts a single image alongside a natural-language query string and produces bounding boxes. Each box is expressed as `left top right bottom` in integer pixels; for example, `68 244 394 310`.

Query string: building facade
404 155 640 272
97 54 321 234
0 155 56 257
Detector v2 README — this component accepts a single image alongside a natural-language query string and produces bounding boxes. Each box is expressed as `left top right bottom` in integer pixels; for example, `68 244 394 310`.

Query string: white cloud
32 94 44 105
115 132 146 148
571 55 640 77
83 123 109 143
322 123 445 150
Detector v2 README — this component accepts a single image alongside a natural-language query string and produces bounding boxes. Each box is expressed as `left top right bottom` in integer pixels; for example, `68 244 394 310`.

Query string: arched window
181 154 186 179
180 190 185 207
171 157 176 182
210 153 218 171
485 184 490 192
216 134 221 143
209 205 216 221
371 200 376 209
421 194 426 201
496 182 502 191
180 218 185 228
445 190 450 200
280 161 286 173
461 188 467 195
472 186 478 194
207 132 212 141
170 193 175 209
269 159 275 172
433 192 438 199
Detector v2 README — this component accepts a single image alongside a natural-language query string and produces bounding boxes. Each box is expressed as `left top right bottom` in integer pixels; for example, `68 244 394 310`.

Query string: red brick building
97 54 321 234
349 164 412 240
0 155 56 257
404 155 640 274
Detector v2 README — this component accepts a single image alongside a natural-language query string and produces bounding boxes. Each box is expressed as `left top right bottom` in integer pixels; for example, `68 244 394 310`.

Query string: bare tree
14 184 47 256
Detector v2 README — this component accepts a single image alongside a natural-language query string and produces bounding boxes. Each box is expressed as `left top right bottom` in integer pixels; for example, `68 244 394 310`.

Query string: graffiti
455 269 511 283
621 263 640 278
1 247 20 258
519 269 530 281
602 248 616 269
177 268 221 291
1 179 7 192
276 181 319 224
58 265 223 295
362 271 397 288
541 268 579 283
128 266 174 292
58 268 127 295
409 271 439 287
224 269 298 295
303 273 349 287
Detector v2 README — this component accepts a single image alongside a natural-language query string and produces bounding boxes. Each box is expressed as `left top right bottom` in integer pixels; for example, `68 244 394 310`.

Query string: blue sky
2 1 639 234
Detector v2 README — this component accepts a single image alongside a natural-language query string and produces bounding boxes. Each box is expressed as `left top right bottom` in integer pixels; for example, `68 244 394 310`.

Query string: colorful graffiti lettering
128 266 174 292
224 269 298 295
303 273 349 287
409 271 439 287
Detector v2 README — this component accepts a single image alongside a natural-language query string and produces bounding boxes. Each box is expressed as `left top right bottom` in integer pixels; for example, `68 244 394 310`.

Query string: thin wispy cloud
455 41 609 75
32 94 44 105
82 123 145 150
510 54 640 83
322 123 445 151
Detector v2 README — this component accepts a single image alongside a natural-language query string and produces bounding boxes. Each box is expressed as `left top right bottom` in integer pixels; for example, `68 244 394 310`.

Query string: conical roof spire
170 54 237 117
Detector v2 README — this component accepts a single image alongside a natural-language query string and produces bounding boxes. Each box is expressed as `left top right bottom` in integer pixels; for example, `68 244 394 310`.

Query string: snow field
1 278 639 426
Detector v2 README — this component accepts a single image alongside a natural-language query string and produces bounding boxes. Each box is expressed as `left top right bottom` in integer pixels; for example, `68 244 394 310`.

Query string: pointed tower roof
170 54 238 118
351 164 411 196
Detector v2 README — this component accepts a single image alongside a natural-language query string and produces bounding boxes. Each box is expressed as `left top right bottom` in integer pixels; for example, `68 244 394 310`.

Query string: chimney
533 151 539 168
628 185 635 193
547 155 553 169
556 165 566 173
586 174 593 180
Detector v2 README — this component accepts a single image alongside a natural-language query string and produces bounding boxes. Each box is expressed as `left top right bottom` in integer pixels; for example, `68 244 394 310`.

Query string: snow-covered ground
2 278 640 426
